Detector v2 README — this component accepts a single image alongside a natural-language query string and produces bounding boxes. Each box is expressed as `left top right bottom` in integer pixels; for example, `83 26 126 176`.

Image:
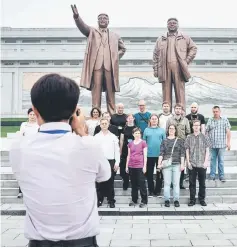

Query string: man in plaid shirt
206 106 231 181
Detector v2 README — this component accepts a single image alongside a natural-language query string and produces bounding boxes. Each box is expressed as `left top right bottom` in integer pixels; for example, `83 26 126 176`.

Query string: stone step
2 187 237 197
2 177 237 188
1 194 237 204
2 203 237 216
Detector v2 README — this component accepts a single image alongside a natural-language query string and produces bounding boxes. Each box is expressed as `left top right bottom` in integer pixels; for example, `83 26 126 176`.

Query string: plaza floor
1 215 237 247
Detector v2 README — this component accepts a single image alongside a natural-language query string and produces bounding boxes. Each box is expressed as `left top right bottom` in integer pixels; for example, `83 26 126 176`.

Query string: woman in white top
18 108 39 199
86 107 101 136
20 108 39 136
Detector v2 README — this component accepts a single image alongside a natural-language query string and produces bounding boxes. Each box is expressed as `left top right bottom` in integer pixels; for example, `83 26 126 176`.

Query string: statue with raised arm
153 18 197 111
71 4 126 115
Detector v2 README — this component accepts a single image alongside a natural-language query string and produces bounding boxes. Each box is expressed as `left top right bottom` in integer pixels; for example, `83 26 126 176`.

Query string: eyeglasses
193 125 200 126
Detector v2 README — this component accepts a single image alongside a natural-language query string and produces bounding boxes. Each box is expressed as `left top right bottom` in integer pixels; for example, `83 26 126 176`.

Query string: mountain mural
22 76 237 116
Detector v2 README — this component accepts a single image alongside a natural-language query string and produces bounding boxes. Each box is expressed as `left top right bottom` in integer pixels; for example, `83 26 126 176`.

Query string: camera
69 109 80 126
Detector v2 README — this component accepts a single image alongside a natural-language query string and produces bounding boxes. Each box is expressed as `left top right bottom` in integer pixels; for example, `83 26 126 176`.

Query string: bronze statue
153 18 197 111
71 5 126 115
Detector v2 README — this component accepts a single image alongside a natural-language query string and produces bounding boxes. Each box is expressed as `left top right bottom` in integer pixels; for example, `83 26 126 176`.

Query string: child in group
126 127 148 208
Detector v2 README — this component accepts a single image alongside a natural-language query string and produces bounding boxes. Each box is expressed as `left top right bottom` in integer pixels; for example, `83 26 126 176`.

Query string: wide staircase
1 149 237 215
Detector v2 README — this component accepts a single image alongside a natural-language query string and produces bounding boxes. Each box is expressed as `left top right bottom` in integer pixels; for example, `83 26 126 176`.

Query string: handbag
162 138 178 168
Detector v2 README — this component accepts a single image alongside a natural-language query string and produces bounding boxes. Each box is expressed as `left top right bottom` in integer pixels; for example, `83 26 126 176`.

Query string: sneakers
208 176 215 181
148 193 154 198
174 201 180 207
129 201 137 207
139 203 147 208
188 200 196 206
180 185 186 190
200 200 207 206
164 200 170 207
220 178 226 182
17 193 23 198
97 201 103 207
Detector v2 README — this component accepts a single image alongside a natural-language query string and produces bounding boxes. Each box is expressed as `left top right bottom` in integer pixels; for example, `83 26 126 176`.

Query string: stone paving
1 215 237 247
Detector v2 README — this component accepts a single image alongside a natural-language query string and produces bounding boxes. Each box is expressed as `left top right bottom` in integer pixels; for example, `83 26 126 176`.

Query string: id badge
118 126 123 130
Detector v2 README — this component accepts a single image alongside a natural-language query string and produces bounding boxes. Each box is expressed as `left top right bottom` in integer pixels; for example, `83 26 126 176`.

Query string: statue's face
98 14 109 28
167 20 179 32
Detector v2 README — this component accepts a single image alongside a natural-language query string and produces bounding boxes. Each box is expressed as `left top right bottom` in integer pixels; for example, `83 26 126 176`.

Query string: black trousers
119 156 129 189
189 167 206 201
129 168 148 204
180 170 185 187
28 236 98 247
96 160 116 203
146 157 163 194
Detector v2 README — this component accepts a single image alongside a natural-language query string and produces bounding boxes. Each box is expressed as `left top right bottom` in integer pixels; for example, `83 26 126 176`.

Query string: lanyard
39 130 70 134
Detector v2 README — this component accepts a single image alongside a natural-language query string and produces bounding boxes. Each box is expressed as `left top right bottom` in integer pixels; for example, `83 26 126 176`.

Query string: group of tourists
79 100 231 208
17 99 231 209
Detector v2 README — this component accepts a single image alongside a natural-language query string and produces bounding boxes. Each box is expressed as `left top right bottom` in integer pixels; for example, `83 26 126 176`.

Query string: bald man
133 100 151 134
110 103 127 139
186 102 206 134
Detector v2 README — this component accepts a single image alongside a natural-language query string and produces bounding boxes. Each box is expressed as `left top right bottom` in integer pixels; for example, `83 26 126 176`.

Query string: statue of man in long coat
153 18 197 111
71 5 126 115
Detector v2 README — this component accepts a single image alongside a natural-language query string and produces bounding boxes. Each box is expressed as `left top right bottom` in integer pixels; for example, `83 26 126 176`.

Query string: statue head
98 13 109 28
167 18 179 33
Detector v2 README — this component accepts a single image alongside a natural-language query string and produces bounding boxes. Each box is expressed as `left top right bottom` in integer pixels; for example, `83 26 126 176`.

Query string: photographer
10 73 111 247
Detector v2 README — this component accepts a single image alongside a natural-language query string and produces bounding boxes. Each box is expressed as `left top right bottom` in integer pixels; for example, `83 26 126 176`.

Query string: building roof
1 27 237 38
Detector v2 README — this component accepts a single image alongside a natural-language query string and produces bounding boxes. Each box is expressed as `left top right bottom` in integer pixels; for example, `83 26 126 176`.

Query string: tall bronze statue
153 18 197 111
71 5 126 115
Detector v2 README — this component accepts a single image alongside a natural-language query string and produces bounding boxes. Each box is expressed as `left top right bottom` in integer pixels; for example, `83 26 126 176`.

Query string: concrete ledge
2 209 237 216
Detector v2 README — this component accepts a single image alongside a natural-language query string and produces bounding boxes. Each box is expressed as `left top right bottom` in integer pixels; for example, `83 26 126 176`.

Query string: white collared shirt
10 122 111 241
19 122 39 136
94 131 120 165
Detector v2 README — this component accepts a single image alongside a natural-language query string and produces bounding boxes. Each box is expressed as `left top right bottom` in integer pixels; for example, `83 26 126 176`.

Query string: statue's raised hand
71 4 79 19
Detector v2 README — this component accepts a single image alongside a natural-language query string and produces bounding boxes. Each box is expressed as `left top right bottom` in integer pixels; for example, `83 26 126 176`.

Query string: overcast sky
1 0 237 28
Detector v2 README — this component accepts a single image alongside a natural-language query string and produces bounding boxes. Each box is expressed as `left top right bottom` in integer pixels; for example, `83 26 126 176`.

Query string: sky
1 0 237 28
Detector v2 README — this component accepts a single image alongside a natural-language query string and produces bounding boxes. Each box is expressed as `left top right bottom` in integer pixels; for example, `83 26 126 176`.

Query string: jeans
210 148 225 179
119 156 130 189
146 157 163 195
163 164 181 201
189 167 206 201
129 168 148 204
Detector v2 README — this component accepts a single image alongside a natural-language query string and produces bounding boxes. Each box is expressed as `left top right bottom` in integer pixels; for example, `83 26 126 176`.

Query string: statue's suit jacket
74 18 126 92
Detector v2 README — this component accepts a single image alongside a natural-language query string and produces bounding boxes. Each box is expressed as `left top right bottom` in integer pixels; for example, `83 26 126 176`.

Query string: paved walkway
1 215 237 247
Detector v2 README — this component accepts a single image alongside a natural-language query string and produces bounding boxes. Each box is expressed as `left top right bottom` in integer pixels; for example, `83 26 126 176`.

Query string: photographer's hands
71 106 87 136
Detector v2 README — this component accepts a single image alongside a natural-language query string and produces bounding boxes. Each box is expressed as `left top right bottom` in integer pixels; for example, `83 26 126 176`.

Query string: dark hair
132 127 142 134
193 120 201 125
213 105 220 110
162 101 170 106
98 13 109 19
174 103 183 109
167 124 178 137
167 17 178 23
27 108 33 115
31 73 79 122
149 113 159 127
90 107 102 118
